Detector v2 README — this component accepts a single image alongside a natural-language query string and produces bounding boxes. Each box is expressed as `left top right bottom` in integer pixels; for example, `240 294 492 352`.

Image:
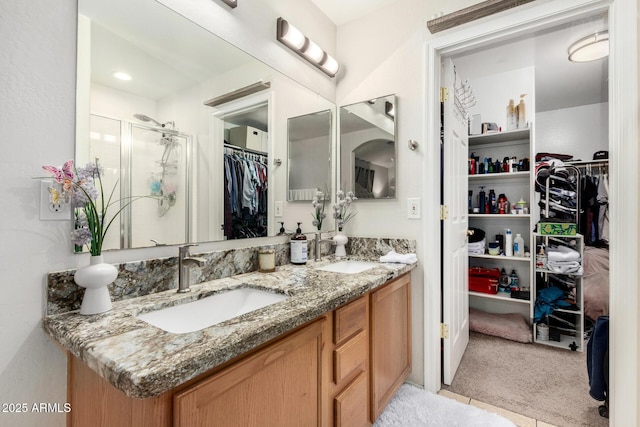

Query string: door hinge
441 323 449 339
440 87 449 102
440 205 449 220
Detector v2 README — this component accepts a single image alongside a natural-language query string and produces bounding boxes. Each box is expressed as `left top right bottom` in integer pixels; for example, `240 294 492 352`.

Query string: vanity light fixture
219 0 237 8
113 71 132 81
568 30 609 62
276 18 340 77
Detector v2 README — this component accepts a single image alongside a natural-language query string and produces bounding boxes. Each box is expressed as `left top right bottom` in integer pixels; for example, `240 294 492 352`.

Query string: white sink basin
136 288 289 334
316 260 378 274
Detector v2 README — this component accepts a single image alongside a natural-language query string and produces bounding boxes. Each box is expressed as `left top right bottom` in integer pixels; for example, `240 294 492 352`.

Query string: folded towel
468 238 486 255
547 245 581 262
547 260 583 275
380 251 418 264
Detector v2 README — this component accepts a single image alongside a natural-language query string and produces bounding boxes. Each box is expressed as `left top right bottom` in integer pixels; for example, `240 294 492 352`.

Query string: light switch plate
274 200 283 217
407 198 420 219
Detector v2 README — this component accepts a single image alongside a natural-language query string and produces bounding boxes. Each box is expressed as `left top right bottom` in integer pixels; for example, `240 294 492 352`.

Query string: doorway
423 0 638 425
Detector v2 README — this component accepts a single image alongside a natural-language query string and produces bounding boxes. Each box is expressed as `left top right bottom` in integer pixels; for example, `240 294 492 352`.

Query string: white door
442 58 470 385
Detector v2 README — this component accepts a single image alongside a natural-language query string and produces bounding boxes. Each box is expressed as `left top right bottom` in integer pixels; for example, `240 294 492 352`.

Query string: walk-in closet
442 11 610 426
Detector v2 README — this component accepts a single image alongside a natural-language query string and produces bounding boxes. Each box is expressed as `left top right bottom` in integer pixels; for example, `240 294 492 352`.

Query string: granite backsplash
47 237 416 315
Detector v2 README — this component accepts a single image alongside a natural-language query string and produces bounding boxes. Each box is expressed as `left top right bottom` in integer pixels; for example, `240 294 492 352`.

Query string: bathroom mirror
339 95 397 199
76 0 335 251
287 110 332 201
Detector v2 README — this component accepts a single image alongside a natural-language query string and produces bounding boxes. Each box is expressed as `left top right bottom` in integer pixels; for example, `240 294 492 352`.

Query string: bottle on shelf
506 99 517 131
498 193 508 214
516 196 528 214
505 229 513 257
489 189 497 214
290 222 307 265
499 268 511 293
514 233 525 257
478 186 486 214
509 270 520 291
517 94 527 129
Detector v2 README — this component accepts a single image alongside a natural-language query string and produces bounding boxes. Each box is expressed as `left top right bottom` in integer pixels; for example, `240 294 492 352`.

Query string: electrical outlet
274 200 283 217
40 180 70 221
407 198 421 219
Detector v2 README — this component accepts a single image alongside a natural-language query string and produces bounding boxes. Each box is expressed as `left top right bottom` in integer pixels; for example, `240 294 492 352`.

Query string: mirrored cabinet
339 94 397 199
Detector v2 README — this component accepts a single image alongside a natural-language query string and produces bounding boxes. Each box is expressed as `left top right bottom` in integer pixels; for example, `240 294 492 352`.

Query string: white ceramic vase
333 231 348 259
74 255 117 315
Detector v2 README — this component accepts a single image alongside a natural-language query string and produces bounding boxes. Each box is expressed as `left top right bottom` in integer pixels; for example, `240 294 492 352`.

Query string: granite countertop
43 257 416 399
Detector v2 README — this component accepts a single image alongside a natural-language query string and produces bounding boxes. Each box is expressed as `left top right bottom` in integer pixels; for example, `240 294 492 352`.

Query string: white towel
547 260 583 275
547 245 581 262
468 238 486 256
380 251 418 264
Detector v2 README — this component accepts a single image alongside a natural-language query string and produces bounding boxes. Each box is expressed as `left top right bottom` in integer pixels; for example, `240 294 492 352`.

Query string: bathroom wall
0 0 337 426
334 0 448 388
536 102 609 160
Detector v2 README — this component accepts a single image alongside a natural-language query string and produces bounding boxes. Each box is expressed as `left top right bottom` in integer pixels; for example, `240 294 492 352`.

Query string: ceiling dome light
113 71 132 81
568 31 609 62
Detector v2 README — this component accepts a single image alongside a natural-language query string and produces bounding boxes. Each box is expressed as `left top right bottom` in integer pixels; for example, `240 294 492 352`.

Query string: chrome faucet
177 244 206 293
314 231 335 261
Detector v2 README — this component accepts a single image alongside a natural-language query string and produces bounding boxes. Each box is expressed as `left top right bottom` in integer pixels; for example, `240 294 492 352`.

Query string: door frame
207 91 273 239
423 0 638 425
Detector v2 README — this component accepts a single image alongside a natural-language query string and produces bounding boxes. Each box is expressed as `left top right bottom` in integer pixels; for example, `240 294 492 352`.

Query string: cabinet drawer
334 296 367 345
334 330 367 385
334 371 368 427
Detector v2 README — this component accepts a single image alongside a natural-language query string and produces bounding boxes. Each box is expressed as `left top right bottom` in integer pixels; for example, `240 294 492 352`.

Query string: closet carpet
442 332 609 427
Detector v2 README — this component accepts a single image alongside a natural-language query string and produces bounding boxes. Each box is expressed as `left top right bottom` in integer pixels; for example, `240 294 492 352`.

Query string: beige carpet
442 332 609 427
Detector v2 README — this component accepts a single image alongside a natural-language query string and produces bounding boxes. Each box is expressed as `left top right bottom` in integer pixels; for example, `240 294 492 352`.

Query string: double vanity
44 245 415 427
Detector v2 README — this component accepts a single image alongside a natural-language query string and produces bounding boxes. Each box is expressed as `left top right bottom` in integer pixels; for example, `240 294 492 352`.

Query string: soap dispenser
290 222 308 265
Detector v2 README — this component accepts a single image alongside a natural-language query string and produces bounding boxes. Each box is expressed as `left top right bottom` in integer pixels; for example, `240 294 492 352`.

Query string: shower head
133 113 164 127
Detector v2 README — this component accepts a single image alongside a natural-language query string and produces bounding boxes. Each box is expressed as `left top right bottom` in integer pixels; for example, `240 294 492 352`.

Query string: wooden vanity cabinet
174 317 326 427
66 272 412 427
370 273 411 421
330 295 370 427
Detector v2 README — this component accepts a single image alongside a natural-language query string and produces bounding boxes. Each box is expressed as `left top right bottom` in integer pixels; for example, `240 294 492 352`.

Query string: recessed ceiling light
113 71 132 81
568 31 609 62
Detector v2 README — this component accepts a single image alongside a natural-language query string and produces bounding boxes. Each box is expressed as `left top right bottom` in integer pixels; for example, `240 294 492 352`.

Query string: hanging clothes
223 145 268 240
577 162 609 247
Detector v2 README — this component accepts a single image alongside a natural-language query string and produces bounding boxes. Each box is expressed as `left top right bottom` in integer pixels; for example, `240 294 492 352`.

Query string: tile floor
437 389 558 427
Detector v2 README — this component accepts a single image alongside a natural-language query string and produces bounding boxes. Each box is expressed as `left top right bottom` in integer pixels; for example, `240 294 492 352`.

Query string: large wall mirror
339 95 396 199
76 0 335 251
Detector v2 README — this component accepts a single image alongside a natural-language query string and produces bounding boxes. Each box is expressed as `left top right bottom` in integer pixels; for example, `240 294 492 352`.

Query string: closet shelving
468 128 534 322
533 233 584 351
533 165 585 351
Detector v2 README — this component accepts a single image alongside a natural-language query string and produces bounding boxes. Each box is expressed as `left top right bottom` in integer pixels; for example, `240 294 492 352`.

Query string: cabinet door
370 273 411 421
174 318 325 427
334 372 369 427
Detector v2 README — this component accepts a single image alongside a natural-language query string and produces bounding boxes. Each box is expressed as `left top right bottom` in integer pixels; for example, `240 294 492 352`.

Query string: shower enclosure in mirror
287 110 332 202
79 115 190 251
76 0 336 251
339 95 397 199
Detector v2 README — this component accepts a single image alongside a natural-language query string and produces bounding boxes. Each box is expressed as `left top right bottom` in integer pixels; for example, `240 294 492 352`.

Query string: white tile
437 389 471 404
470 399 536 427
536 422 559 427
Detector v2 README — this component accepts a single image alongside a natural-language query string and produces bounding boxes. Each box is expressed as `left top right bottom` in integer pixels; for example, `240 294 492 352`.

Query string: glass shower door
129 125 189 248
